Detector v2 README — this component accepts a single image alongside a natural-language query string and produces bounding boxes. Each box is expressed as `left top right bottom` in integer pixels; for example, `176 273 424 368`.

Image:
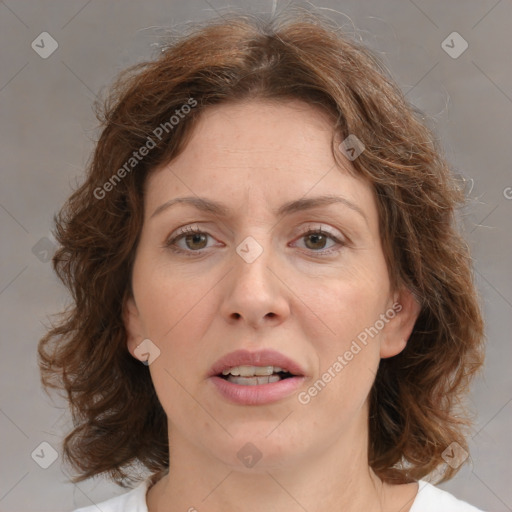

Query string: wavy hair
38 6 485 487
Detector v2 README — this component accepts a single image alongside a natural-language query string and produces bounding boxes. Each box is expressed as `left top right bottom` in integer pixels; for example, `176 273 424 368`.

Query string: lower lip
209 375 305 405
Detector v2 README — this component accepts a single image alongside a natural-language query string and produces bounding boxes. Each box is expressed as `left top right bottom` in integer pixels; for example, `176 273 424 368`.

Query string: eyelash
163 225 346 257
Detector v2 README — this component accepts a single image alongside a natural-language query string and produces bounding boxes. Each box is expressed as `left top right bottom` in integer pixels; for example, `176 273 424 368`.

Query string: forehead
144 99 377 227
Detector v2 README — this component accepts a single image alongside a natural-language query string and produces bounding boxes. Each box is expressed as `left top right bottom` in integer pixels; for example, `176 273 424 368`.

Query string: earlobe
380 287 422 359
123 295 144 358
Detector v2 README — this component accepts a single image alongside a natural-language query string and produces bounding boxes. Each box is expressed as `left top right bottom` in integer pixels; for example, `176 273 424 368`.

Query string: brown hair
38 6 485 487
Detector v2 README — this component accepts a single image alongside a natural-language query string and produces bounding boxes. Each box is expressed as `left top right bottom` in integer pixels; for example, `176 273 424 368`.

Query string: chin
209 428 308 472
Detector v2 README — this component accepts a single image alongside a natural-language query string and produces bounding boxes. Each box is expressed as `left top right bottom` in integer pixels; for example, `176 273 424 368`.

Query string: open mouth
210 355 306 404
218 365 296 386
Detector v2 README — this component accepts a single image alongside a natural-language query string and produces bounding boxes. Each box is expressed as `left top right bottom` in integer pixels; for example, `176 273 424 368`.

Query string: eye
164 224 346 257
292 226 345 255
164 226 217 255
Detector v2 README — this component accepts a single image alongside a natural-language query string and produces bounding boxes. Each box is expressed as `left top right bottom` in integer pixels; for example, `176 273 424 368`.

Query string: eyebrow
150 194 368 223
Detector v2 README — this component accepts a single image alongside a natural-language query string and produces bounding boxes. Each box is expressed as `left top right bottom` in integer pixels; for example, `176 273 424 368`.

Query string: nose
220 237 291 329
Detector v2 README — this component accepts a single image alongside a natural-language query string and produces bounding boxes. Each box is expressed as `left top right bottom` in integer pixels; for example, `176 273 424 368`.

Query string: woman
38 6 486 512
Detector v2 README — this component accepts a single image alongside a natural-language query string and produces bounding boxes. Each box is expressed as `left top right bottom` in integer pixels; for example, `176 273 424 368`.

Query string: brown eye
304 232 329 250
293 227 345 256
183 232 208 250
165 226 214 254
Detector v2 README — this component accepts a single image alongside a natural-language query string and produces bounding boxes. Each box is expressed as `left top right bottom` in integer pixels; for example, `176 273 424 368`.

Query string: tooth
254 366 274 376
228 375 258 385
222 365 276 376
238 365 257 377
227 374 282 385
238 365 275 376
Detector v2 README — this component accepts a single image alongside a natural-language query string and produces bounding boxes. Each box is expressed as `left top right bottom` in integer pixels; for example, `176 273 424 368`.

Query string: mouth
208 349 306 405
218 365 297 385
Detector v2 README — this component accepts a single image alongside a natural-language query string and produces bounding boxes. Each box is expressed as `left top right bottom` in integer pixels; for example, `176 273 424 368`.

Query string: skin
124 99 421 512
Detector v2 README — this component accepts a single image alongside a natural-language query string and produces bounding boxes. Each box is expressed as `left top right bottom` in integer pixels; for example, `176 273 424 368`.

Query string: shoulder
410 480 485 512
71 478 150 512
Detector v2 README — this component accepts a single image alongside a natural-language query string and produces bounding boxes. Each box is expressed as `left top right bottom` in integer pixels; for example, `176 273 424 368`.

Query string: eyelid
296 223 344 239
164 224 202 240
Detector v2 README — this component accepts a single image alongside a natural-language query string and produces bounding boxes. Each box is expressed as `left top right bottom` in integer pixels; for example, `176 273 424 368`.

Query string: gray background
0 1 511 511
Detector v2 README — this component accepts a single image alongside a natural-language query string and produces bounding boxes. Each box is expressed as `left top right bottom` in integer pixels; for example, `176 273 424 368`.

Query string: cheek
300 275 388 403
131 254 220 401
306 270 390 348
132 252 214 341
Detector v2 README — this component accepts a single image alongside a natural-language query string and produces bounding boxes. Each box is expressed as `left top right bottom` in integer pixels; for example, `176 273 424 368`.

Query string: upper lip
209 349 306 377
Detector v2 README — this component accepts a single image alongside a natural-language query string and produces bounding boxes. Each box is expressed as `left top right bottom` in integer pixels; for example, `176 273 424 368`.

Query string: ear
380 286 422 359
123 294 144 359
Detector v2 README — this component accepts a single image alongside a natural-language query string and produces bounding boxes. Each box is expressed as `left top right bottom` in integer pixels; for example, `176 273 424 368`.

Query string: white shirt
72 478 485 512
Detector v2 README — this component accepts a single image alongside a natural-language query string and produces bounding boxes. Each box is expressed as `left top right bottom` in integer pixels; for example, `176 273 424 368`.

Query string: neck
146 416 400 512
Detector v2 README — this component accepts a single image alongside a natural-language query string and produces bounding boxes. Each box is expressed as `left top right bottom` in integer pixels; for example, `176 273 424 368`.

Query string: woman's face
124 99 419 471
